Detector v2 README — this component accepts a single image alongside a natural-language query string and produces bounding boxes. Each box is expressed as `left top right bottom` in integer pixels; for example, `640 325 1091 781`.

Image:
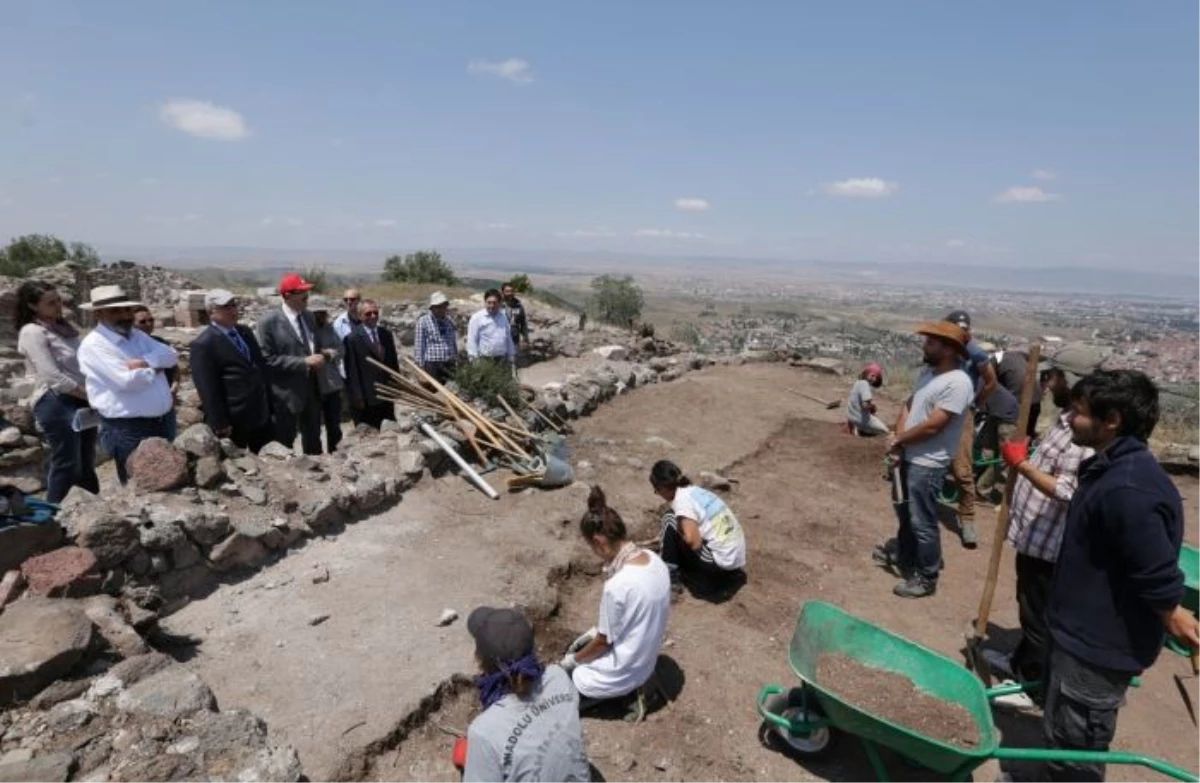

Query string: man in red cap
845 362 889 437
255 274 326 454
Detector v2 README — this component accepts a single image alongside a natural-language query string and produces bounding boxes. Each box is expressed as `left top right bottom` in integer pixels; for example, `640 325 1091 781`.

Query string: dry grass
359 282 479 305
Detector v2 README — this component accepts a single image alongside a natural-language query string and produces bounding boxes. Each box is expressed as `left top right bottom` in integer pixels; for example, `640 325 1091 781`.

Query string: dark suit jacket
189 324 272 432
256 307 320 414
344 325 399 409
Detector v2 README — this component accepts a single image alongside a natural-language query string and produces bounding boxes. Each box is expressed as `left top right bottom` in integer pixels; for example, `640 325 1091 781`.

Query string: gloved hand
452 737 468 770
559 653 578 673
567 627 598 654
1001 438 1031 469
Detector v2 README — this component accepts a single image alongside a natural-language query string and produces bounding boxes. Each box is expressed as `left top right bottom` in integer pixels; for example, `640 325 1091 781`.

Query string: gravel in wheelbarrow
817 653 981 749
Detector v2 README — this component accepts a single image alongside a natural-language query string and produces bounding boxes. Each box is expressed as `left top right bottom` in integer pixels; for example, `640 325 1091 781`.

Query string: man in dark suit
189 290 275 452
256 273 326 455
343 299 400 429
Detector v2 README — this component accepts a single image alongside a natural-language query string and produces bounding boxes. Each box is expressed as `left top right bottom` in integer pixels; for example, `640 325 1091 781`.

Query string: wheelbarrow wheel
759 688 839 760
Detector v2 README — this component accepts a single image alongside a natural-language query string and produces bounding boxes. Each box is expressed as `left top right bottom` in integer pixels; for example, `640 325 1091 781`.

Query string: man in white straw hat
414 291 459 383
76 285 179 485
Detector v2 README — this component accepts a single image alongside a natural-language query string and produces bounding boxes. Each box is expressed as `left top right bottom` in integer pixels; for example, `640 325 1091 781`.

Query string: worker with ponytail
560 486 671 721
650 460 747 591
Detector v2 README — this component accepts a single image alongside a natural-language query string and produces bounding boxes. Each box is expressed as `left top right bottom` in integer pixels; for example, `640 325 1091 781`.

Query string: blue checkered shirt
1006 412 1093 562
414 311 458 364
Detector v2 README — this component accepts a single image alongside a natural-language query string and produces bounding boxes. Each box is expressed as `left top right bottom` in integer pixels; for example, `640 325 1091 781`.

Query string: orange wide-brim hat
914 321 970 358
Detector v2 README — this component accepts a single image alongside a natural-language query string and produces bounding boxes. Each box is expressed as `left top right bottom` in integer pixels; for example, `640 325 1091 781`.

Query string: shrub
452 359 521 407
586 274 643 328
0 234 100 277
382 250 459 285
507 274 533 294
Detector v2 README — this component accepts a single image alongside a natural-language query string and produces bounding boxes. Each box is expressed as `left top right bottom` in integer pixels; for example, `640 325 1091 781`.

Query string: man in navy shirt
1036 370 1197 781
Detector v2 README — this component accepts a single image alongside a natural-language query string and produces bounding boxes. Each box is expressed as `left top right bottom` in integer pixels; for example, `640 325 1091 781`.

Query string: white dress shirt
466 309 515 359
77 324 178 419
282 302 315 353
332 312 357 341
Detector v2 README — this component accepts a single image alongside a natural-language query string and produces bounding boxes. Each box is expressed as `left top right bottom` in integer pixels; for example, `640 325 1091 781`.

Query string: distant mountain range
99 244 1199 303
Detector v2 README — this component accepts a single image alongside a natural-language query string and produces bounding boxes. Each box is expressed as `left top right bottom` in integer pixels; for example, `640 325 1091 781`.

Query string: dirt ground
164 363 1200 782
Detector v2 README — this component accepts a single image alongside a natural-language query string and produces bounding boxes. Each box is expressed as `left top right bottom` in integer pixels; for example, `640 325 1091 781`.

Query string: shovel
787 388 840 409
964 344 1041 686
1174 648 1199 726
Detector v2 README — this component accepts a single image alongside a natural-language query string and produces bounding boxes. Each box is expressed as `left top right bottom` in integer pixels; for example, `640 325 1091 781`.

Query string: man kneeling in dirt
872 321 973 599
845 362 889 437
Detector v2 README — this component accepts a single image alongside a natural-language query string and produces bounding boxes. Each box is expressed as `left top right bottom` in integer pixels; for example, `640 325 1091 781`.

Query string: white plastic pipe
419 422 500 500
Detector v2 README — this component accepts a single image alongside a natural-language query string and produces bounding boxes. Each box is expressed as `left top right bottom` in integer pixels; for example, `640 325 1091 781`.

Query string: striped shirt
1006 412 1093 562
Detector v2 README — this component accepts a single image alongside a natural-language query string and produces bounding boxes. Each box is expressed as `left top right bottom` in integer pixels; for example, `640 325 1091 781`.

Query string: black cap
467 607 535 665
944 310 971 330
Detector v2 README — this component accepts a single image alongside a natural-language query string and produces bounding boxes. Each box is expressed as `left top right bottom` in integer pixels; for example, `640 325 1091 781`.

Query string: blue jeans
894 461 945 584
99 414 173 485
32 392 99 503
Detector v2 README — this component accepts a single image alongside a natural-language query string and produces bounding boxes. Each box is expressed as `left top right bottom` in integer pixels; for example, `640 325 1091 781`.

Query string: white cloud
139 177 159 186
1031 168 1057 181
945 238 968 248
634 228 707 239
943 238 1008 253
476 222 513 230
182 213 203 222
374 218 397 227
674 197 711 212
467 58 534 84
330 138 345 149
555 226 616 238
159 98 250 141
993 186 1061 204
261 216 303 227
821 177 898 198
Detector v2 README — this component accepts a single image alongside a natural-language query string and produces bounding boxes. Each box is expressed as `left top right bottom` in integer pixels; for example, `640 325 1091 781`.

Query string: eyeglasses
344 297 360 303
361 311 380 318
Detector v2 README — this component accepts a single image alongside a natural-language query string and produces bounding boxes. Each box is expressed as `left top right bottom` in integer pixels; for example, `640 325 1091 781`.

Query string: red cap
279 273 315 295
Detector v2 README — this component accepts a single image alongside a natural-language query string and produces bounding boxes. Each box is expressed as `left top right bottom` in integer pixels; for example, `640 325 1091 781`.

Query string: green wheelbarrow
757 601 1199 782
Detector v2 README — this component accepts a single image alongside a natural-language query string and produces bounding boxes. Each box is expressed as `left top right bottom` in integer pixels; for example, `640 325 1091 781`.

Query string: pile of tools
368 357 571 493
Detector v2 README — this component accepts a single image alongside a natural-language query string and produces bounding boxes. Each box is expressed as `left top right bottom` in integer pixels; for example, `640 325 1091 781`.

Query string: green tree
586 275 644 328
303 264 329 294
0 234 101 277
381 250 459 285
507 274 533 294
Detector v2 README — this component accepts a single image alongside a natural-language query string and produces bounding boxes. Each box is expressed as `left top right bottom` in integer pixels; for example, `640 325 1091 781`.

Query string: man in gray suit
256 273 326 455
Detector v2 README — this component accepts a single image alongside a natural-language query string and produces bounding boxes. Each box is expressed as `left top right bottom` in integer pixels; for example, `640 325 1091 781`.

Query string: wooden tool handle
1191 647 1199 675
974 344 1041 638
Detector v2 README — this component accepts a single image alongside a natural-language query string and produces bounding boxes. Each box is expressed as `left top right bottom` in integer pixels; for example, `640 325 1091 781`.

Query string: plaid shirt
414 311 458 364
1006 412 1093 562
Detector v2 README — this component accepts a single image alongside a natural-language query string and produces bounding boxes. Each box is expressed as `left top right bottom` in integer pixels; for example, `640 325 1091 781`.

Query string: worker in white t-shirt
560 486 671 723
649 460 747 595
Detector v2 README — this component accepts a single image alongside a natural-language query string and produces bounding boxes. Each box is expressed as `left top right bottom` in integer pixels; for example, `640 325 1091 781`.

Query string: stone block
0 598 92 707
0 520 64 574
127 438 189 493
20 546 100 598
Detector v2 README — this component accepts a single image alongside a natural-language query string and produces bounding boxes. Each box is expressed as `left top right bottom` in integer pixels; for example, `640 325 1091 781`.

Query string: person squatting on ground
188 290 276 453
76 285 179 486
460 606 591 782
1036 370 1198 782
310 300 346 452
649 460 746 594
943 310 998 549
845 362 889 437
257 273 325 455
15 281 99 502
988 353 1097 691
873 321 973 599
560 486 671 722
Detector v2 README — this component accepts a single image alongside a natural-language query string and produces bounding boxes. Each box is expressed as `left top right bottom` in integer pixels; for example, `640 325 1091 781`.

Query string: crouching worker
650 460 747 593
561 487 671 722
461 606 591 782
846 362 890 437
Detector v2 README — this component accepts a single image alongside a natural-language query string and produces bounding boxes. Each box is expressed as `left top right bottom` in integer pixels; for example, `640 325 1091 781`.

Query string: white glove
567 627 599 654
559 653 578 673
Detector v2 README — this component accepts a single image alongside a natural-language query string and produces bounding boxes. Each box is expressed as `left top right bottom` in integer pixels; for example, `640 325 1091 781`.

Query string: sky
2 1 1198 275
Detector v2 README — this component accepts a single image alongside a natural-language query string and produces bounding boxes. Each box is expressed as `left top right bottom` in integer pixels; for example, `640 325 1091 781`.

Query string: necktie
297 315 312 351
369 328 382 357
227 329 250 359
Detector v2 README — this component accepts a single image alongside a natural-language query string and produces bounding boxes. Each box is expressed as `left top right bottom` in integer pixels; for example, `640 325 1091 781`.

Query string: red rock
127 437 190 493
20 547 100 598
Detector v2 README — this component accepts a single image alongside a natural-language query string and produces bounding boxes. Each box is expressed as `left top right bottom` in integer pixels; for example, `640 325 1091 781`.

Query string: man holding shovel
1033 370 1197 781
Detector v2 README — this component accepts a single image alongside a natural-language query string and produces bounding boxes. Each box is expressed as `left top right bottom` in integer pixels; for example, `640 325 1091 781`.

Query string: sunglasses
344 297 360 303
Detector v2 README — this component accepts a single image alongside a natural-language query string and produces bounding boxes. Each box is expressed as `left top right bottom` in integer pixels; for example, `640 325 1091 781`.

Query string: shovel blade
1175 674 1198 726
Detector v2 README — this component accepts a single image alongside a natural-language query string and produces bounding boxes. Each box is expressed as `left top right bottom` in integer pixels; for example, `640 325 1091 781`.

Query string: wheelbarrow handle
991 747 1198 782
756 685 793 732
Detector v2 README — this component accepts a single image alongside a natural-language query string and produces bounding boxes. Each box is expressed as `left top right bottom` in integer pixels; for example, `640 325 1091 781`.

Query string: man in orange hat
255 273 326 454
872 321 973 598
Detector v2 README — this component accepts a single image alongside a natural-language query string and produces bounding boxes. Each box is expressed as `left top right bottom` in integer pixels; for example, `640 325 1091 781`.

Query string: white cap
430 291 449 307
205 289 237 308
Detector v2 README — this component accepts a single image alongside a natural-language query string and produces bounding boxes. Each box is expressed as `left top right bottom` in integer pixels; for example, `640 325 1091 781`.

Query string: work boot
960 519 978 549
893 575 936 599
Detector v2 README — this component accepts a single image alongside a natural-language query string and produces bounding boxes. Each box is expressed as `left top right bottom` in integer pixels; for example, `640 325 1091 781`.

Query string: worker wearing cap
846 362 889 437
414 291 459 383
874 321 974 599
943 310 998 549
461 607 591 782
189 290 275 453
256 274 326 455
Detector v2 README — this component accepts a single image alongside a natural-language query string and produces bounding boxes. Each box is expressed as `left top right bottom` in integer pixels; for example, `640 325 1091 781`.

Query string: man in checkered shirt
993 346 1103 684
415 291 459 383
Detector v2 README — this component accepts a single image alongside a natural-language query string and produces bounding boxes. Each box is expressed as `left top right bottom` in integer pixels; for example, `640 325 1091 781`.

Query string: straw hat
914 321 969 358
